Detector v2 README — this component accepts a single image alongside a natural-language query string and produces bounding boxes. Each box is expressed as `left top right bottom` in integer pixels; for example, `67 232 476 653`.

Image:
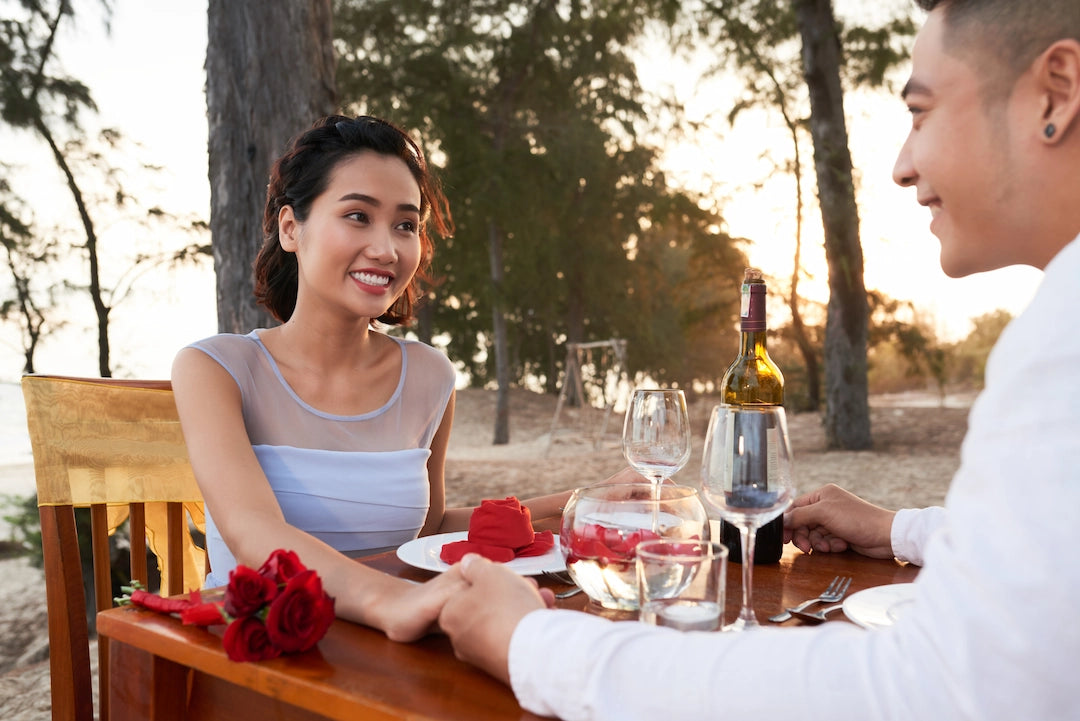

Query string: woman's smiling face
280 150 423 322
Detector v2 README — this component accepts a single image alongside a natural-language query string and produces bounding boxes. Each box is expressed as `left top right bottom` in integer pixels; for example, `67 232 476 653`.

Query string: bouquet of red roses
119 549 336 662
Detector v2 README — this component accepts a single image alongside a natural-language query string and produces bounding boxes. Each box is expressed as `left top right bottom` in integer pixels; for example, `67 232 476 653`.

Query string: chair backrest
22 374 206 721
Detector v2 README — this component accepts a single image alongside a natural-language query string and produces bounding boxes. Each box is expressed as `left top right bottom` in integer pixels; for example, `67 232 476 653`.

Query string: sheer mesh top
188 330 456 587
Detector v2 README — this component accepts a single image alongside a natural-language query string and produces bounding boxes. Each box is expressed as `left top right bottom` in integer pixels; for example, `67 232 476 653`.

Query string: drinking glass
622 389 692 530
637 539 727 631
700 404 795 630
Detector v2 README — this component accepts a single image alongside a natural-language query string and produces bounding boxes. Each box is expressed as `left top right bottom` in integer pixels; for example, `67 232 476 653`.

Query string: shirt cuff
508 609 611 718
890 506 946 566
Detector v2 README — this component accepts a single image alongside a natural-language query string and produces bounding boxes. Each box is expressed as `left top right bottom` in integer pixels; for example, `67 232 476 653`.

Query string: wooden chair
22 374 207 721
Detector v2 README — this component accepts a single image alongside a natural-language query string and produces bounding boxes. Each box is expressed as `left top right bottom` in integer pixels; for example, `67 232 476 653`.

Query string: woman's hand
371 568 472 642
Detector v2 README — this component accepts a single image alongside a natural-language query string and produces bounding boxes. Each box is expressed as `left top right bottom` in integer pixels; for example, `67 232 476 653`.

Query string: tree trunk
414 301 434 345
488 219 511 444
206 0 336 334
481 2 563 443
794 0 871 449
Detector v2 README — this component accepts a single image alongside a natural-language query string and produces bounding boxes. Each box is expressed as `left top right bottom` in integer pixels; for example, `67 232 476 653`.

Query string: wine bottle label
722 412 780 506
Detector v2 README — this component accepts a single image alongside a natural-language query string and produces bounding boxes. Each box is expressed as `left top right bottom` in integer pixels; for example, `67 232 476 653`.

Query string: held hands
783 484 897 559
373 568 474 642
439 554 554 684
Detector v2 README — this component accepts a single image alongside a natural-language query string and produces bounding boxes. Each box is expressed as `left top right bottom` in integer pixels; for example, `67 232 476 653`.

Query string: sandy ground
0 388 969 720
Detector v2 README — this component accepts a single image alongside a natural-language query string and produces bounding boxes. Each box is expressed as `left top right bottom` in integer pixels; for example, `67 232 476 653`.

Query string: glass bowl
559 483 710 610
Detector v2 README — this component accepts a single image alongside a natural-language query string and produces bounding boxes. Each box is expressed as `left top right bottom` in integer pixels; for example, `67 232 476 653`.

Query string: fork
788 603 845 624
768 576 852 623
542 570 583 599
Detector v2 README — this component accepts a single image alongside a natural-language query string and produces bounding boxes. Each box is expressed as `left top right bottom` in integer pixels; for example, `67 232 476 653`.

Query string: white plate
396 531 565 576
842 583 916 630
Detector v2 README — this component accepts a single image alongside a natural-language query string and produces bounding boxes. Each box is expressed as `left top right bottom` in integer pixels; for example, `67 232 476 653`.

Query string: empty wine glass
622 389 693 530
700 404 795 630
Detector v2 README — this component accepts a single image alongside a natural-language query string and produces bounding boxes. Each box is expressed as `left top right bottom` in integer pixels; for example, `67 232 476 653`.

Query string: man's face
892 11 1026 277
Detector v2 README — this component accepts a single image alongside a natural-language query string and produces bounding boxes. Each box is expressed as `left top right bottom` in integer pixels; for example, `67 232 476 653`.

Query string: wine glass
622 389 693 529
700 404 795 630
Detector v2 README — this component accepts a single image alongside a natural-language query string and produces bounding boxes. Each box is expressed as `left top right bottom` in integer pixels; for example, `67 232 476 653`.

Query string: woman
173 115 568 641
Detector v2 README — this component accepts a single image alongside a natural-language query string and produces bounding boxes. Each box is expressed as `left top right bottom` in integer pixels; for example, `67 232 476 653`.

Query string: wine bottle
719 268 785 564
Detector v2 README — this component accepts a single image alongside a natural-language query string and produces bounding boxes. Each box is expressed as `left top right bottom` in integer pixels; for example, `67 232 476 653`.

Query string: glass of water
637 539 728 631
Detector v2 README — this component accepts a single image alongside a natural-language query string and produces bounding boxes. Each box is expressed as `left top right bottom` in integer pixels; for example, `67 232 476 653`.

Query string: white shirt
507 235 1080 721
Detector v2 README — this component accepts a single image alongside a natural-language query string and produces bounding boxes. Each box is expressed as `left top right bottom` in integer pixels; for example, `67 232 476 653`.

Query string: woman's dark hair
253 115 453 325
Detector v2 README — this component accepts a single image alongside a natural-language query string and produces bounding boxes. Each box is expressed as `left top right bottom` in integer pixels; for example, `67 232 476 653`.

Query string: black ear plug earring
1044 123 1057 139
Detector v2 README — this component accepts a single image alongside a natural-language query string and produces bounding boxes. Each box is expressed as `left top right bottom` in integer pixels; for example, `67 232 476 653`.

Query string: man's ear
1037 39 1080 143
279 205 300 251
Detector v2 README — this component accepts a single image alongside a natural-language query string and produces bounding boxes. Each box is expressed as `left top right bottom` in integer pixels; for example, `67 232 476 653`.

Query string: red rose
257 549 307 584
222 616 281 662
225 565 279 617
264 570 335 653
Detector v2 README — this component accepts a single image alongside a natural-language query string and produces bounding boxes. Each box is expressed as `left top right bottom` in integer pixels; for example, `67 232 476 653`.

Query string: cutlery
788 603 844 624
768 576 852 623
542 570 583 599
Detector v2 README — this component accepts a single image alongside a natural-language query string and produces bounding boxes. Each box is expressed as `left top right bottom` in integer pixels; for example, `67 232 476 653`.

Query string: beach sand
0 387 969 720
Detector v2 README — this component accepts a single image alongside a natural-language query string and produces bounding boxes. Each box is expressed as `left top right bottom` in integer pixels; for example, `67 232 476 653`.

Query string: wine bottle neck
740 282 767 333
739 330 769 355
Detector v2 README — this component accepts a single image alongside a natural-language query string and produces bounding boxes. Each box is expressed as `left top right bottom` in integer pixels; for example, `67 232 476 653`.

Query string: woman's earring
1044 123 1057 139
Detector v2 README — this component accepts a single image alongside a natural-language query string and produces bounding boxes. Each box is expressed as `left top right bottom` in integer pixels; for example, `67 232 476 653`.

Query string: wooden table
98 534 918 721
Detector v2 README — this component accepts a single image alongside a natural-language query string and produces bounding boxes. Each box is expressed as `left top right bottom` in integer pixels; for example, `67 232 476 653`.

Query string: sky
0 0 1045 384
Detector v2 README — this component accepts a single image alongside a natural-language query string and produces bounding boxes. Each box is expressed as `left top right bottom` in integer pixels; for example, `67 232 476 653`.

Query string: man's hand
784 484 897 559
439 554 553 684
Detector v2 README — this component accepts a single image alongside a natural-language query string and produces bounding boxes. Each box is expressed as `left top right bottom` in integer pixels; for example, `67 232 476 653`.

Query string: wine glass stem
650 478 664 533
738 523 758 626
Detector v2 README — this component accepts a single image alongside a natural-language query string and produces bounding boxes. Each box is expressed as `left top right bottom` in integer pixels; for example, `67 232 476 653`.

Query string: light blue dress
187 330 456 588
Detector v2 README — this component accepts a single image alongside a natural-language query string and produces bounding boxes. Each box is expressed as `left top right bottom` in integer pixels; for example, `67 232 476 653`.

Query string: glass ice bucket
559 483 710 610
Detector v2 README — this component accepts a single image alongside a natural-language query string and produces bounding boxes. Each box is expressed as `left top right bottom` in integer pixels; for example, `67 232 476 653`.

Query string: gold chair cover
22 375 206 593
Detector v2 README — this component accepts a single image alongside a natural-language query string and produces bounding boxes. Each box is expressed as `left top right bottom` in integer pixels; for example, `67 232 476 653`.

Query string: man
438 1 1080 718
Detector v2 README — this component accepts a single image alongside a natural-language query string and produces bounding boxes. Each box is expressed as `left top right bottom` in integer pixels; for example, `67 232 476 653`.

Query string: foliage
696 0 917 448
1 492 41 563
0 1 210 376
949 309 1011 387
866 290 946 397
772 290 1008 404
51 129 210 311
0 177 65 373
0 2 99 129
334 0 747 393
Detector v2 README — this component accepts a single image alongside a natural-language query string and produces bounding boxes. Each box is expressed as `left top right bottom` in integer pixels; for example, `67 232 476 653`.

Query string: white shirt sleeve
506 235 1080 721
890 506 945 566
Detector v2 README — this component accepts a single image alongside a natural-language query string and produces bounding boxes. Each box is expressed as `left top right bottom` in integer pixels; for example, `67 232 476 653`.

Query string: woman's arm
421 391 468 534
172 347 463 640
